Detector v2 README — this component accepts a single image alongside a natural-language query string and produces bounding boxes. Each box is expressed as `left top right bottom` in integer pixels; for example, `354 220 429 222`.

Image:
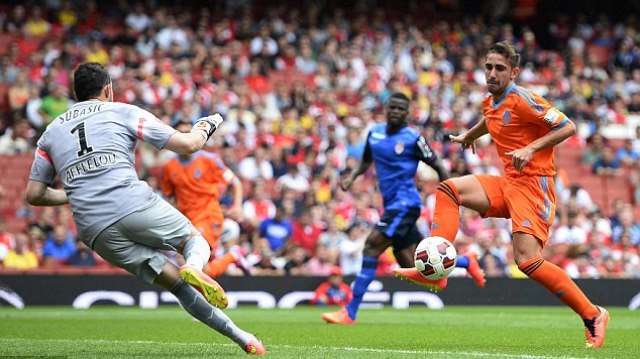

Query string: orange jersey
482 84 568 177
161 151 238 224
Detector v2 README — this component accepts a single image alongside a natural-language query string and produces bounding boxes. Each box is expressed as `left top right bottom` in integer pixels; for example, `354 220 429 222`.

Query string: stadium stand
0 0 638 278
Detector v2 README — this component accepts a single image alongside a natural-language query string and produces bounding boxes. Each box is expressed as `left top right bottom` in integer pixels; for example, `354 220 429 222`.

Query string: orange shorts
475 174 556 245
192 217 223 247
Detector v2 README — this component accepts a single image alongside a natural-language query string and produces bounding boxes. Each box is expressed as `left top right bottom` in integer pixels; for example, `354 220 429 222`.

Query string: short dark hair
390 92 410 103
487 41 520 69
73 62 111 101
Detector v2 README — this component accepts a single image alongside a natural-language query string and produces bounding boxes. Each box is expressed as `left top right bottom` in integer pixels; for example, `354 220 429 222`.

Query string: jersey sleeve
126 106 177 149
414 135 438 165
207 153 239 186
519 91 568 130
29 134 56 184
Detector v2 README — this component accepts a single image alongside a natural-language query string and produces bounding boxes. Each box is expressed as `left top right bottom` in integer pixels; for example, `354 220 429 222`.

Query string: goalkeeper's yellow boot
321 307 356 324
393 268 448 292
584 305 610 348
179 264 228 309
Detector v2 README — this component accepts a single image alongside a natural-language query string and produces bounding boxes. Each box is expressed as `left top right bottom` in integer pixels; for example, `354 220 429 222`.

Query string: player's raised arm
164 114 223 154
340 133 373 191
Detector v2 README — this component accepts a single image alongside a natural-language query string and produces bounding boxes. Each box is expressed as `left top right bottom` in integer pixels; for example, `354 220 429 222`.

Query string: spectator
563 248 600 279
8 70 30 113
615 139 640 167
628 92 640 113
25 87 45 131
592 146 622 176
282 245 309 275
582 208 613 242
67 241 96 267
0 119 31 154
611 204 640 245
275 165 310 194
242 179 277 230
155 15 189 51
2 232 38 270
4 5 26 34
559 184 595 213
255 205 292 253
472 229 507 276
249 25 278 57
581 133 607 167
306 245 337 276
24 6 51 37
318 218 348 260
551 211 588 246
41 224 76 266
38 85 71 126
238 145 274 181
125 3 152 33
84 38 109 65
310 267 352 306
290 209 323 256
339 223 366 276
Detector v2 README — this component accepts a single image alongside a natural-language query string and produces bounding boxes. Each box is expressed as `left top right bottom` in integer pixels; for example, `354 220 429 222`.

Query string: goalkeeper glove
192 114 223 141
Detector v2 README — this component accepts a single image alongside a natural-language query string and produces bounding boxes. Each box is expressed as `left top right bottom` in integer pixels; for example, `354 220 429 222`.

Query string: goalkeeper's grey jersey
29 101 177 247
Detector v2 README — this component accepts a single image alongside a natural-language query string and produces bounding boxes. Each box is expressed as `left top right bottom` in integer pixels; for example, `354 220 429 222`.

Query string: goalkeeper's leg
155 262 265 355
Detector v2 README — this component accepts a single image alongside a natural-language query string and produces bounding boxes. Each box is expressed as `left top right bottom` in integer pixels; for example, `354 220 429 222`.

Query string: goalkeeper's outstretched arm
165 114 224 154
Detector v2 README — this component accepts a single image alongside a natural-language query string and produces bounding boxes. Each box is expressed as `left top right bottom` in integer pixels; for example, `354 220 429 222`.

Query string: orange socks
430 180 461 242
519 256 599 319
206 253 236 278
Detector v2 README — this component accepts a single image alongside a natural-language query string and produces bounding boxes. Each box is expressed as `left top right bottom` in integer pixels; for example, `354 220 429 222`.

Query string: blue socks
345 256 378 320
455 254 469 268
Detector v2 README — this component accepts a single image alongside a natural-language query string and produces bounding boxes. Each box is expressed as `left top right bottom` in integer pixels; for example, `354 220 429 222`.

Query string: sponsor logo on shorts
522 220 531 227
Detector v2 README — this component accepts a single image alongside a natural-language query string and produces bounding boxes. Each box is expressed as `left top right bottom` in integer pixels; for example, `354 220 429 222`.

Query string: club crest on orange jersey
503 111 511 125
194 169 202 179
395 141 404 155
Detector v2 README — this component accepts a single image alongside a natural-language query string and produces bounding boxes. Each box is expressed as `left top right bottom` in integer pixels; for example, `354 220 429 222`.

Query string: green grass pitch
0 306 637 358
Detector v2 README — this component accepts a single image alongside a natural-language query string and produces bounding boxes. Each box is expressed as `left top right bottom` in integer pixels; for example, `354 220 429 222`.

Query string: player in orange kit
162 119 252 276
394 41 609 348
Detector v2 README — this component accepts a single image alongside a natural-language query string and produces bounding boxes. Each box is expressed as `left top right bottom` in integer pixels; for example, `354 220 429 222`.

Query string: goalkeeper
25 62 265 355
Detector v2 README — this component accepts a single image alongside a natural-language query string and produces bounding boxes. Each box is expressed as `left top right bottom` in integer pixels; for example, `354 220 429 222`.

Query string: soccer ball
414 236 457 280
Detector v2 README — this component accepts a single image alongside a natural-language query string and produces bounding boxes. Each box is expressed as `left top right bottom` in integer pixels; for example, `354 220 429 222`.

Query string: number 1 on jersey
71 121 94 157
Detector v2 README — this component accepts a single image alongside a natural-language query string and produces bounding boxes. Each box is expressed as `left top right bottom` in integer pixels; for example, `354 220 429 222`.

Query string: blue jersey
364 124 437 211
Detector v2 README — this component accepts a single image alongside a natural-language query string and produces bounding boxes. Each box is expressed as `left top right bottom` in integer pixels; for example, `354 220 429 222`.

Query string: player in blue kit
322 93 485 324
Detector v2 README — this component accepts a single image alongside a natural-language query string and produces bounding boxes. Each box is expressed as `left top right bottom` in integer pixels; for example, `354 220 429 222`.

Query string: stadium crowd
0 0 639 279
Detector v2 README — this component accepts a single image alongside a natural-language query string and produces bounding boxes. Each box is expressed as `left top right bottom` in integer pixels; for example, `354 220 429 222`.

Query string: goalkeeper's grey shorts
93 199 192 284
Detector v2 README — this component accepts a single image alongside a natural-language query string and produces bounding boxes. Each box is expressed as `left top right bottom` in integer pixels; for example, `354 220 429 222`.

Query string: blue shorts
375 207 422 250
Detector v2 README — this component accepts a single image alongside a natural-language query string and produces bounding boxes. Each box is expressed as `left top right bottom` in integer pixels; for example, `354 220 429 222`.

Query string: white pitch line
0 338 591 359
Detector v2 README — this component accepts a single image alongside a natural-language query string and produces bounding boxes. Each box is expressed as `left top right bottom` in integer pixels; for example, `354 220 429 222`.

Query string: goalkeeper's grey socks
182 233 211 270
170 279 255 347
